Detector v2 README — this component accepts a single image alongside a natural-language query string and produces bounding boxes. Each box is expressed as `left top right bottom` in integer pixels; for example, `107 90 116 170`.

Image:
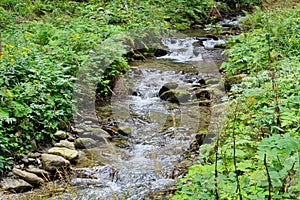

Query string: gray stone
26 166 50 179
54 130 67 139
81 128 111 142
73 128 85 134
0 178 33 193
12 168 44 185
74 138 97 149
41 154 70 172
206 78 220 85
48 147 78 160
74 151 91 168
28 152 41 158
55 140 75 150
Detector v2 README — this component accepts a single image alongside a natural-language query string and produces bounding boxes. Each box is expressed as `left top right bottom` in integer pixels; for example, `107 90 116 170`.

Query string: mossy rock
160 89 190 103
224 74 247 92
158 82 178 97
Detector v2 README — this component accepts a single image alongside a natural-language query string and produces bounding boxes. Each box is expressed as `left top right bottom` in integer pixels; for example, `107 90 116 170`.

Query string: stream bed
56 34 228 200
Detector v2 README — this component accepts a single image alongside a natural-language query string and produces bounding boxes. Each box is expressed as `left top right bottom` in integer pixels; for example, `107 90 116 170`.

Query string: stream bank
0 16 243 199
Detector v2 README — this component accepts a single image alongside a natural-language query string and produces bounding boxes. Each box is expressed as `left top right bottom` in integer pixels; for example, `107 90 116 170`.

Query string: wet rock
83 116 99 123
12 168 44 185
197 78 206 85
73 128 85 134
54 130 67 140
55 140 75 150
196 37 209 42
26 166 50 179
214 43 227 49
28 152 41 158
84 121 93 125
48 147 79 160
74 138 97 149
205 34 219 40
206 78 220 85
192 40 204 47
118 126 132 136
158 82 178 97
66 132 76 141
74 151 91 168
81 128 111 142
224 73 247 92
193 89 211 100
160 89 190 103
41 154 70 172
0 178 33 193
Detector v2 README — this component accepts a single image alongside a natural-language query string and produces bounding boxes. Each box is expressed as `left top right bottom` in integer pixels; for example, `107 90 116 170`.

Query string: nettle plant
0 29 74 174
172 5 300 200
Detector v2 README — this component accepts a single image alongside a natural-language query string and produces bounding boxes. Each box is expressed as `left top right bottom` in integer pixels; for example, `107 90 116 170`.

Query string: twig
264 154 272 200
214 136 219 200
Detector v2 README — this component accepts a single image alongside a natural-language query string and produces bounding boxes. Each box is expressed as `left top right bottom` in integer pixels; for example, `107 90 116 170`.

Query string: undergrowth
0 0 261 176
172 3 300 200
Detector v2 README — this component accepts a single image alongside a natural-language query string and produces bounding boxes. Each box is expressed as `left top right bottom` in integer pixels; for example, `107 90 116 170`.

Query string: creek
56 33 228 200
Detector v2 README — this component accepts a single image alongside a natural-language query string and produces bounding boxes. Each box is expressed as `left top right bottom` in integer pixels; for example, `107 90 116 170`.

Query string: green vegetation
0 0 257 176
172 3 300 200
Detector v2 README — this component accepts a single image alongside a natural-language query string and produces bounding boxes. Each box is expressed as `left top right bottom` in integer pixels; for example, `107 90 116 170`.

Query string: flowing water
54 35 228 200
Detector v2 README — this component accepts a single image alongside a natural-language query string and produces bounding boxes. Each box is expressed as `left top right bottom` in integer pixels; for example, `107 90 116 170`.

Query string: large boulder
41 154 70 172
12 168 44 185
0 178 33 193
48 147 78 161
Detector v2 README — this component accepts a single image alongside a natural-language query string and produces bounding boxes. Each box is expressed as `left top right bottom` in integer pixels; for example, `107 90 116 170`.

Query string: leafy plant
173 3 300 199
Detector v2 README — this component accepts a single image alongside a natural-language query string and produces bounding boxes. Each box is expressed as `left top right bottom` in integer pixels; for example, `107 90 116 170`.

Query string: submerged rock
0 178 33 193
48 147 79 160
193 89 211 100
74 137 97 149
12 168 44 185
81 128 111 142
41 154 70 172
118 126 132 136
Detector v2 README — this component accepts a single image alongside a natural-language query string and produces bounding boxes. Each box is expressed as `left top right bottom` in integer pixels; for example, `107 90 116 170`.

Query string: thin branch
214 136 219 200
264 154 272 200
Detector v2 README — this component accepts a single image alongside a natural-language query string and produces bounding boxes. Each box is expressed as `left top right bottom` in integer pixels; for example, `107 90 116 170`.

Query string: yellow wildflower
10 59 15 65
6 89 13 98
21 52 27 57
70 33 80 41
5 44 14 49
